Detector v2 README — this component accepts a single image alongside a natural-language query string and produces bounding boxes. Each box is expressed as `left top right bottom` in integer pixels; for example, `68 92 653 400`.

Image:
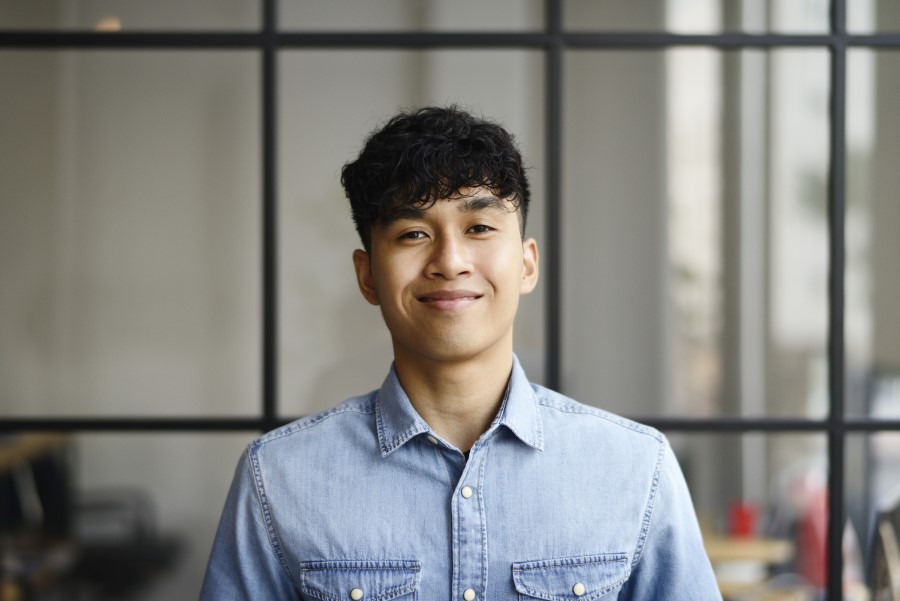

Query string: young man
200 106 721 600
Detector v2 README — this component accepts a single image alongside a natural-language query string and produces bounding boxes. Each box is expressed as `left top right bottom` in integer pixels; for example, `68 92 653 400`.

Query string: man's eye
468 224 494 234
400 231 426 240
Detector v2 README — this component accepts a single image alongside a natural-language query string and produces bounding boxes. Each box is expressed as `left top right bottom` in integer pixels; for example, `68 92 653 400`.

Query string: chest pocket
512 553 629 601
299 560 420 601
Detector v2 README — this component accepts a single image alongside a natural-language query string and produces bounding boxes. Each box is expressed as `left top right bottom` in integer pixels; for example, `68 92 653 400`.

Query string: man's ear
352 249 380 306
520 237 539 295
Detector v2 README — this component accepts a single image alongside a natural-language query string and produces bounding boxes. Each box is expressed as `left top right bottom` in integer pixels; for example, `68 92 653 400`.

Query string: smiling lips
417 289 483 311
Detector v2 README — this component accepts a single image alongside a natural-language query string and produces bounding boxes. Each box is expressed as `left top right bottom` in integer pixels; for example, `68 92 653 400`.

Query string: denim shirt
200 357 722 600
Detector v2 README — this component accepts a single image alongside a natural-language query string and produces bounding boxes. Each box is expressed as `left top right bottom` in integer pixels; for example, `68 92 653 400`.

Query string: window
2 1 898 598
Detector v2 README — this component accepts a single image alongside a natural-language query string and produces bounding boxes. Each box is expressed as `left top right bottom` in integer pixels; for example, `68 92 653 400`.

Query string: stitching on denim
257 397 376 446
452 468 461 601
376 392 430 455
375 390 390 454
298 560 419 601
512 553 628 571
478 445 490 596
301 563 419 570
536 395 662 442
301 583 416 601
500 405 544 450
248 443 295 582
533 403 544 448
629 436 665 569
512 554 629 600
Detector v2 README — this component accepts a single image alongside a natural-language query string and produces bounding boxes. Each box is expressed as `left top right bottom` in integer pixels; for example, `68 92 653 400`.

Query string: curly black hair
341 106 531 251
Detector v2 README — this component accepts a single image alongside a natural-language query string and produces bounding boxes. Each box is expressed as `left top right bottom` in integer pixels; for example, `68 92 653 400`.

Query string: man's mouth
417 290 483 310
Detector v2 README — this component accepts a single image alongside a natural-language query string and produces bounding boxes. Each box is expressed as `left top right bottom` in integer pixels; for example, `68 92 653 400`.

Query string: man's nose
426 235 472 279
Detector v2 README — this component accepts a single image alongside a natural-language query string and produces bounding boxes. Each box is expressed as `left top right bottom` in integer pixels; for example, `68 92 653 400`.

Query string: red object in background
796 490 828 588
729 501 758 537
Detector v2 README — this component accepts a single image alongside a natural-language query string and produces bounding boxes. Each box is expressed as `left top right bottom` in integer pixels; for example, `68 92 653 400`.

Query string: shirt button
463 588 476 601
460 486 474 499
572 582 586 596
349 588 364 600
427 435 439 445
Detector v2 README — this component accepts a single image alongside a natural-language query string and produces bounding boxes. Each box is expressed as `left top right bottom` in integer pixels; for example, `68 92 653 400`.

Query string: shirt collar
492 355 544 451
374 354 544 457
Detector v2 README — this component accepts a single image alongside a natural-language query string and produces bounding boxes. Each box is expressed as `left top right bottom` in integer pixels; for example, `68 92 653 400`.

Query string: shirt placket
452 446 488 601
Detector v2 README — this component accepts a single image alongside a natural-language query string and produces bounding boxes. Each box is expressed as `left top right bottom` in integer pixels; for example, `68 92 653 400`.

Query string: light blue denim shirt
200 357 722 600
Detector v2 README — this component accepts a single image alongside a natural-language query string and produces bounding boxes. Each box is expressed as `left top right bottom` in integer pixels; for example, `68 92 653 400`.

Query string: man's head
343 107 539 367
341 106 531 252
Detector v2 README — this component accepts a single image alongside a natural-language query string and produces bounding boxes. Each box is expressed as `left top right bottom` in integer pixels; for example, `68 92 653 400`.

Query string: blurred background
1 1 899 599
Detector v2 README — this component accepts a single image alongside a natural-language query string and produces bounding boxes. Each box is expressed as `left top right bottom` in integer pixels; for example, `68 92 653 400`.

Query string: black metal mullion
0 418 270 432
564 32 839 48
0 31 263 48
277 31 550 48
827 0 848 596
544 0 563 391
0 31 552 49
641 418 831 433
262 0 278 432
6 415 900 434
848 33 900 47
6 31 900 51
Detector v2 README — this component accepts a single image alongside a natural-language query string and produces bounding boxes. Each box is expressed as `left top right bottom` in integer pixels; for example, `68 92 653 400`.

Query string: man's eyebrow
383 196 511 226
456 195 514 214
388 206 428 222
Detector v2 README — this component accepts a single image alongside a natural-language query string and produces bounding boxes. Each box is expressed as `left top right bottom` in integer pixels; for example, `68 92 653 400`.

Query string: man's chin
393 338 510 366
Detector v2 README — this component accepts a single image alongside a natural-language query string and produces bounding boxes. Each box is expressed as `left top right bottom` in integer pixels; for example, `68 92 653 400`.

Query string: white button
463 588 476 601
427 435 439 445
461 486 474 499
350 589 364 600
572 582 586 597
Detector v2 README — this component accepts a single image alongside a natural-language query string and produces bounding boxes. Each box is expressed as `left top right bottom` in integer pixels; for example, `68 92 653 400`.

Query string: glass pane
667 432 828 598
846 49 900 419
278 50 545 416
0 432 253 600
562 48 830 418
848 0 900 34
847 433 900 601
563 0 829 33
280 0 542 31
0 0 259 30
0 51 261 416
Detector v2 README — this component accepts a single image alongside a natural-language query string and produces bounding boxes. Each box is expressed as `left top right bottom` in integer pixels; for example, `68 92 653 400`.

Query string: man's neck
393 347 513 453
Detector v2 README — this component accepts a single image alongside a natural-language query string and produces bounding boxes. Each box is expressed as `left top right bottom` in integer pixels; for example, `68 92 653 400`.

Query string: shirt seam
257 402 375 447
629 436 666 570
248 443 296 582
536 396 662 441
478 445 490 596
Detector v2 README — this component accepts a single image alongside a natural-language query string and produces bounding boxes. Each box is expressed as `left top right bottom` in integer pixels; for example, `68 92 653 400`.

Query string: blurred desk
705 535 794 564
705 535 795 598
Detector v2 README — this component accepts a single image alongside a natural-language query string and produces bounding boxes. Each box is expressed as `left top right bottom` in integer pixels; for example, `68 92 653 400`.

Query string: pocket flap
512 553 629 601
299 560 420 601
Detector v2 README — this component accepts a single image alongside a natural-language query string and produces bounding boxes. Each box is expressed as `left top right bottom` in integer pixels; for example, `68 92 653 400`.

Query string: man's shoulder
251 391 379 450
530 383 664 446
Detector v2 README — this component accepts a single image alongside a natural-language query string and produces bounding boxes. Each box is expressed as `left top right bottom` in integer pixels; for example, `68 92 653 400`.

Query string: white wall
561 2 669 416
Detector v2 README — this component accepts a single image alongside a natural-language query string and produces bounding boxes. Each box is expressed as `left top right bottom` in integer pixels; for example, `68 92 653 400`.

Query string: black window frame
3 1 900 597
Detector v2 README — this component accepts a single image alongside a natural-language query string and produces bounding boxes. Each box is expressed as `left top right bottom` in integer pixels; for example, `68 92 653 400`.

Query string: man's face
353 187 539 367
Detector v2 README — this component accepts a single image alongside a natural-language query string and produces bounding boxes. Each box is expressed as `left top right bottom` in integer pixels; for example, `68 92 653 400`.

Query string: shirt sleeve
619 438 723 600
199 448 298 601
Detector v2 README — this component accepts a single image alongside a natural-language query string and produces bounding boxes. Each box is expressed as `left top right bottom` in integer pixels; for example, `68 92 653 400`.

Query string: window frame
2 1 900 597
